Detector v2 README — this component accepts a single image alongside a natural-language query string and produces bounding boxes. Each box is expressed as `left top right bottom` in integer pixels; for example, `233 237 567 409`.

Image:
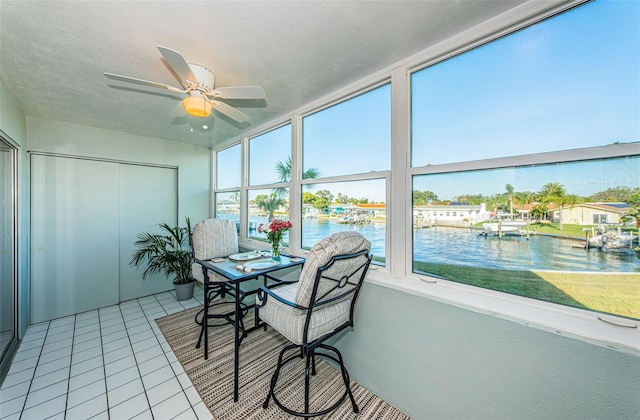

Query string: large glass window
303 84 391 177
248 188 290 243
249 125 291 186
411 1 639 167
215 191 240 231
216 144 241 189
302 179 387 262
301 85 391 264
411 0 640 319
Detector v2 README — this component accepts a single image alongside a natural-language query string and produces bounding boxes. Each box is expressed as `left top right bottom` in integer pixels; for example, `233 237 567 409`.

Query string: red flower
258 219 292 244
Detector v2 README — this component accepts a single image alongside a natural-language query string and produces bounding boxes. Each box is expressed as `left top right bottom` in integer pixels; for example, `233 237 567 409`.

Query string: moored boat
588 232 633 251
481 221 527 236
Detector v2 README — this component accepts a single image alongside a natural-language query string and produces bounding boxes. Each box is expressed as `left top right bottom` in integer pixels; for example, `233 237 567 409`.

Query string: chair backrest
191 218 238 261
296 231 372 312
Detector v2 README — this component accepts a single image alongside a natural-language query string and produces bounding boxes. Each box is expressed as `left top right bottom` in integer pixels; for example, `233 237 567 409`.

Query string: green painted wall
334 282 640 419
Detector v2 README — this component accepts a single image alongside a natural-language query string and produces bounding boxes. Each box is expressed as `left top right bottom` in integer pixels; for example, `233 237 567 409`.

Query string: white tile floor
0 291 213 420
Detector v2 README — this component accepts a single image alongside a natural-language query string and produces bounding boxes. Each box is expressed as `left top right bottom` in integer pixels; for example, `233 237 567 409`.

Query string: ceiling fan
104 46 265 123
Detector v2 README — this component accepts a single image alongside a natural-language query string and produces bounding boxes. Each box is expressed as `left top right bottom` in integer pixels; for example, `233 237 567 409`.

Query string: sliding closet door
31 155 120 323
119 164 178 301
31 155 180 322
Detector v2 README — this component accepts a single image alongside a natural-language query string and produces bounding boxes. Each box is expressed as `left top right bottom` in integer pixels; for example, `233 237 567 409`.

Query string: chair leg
201 286 219 359
203 296 209 359
195 284 241 359
195 288 215 350
311 349 317 376
264 343 358 417
332 345 359 414
195 309 205 349
263 343 298 409
304 351 313 414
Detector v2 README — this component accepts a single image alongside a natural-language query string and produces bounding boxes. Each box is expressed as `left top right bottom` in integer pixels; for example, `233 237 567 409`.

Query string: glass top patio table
201 253 304 281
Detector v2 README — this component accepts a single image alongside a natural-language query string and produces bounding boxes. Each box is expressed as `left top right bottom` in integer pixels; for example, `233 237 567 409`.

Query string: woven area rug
156 305 411 419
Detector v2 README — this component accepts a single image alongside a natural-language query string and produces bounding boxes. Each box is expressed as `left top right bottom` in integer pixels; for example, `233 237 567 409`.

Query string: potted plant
130 217 195 301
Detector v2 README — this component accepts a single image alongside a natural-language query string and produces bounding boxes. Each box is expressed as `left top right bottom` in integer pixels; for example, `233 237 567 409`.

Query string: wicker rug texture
156 305 411 419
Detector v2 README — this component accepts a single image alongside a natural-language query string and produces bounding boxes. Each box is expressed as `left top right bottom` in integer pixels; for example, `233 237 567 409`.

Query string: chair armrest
257 284 307 310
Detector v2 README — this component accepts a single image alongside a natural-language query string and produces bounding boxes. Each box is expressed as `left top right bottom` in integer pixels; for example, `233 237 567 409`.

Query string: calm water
413 226 638 273
222 215 639 273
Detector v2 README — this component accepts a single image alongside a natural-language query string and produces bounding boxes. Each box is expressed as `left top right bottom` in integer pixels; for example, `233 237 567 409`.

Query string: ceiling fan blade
104 72 184 93
211 86 266 100
210 100 249 123
157 46 197 89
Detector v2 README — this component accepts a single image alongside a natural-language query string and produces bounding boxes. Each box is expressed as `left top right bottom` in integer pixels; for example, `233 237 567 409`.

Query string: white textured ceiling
0 0 527 149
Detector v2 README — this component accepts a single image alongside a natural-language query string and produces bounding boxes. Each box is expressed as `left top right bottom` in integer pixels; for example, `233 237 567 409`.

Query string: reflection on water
302 218 387 253
220 215 638 273
414 226 638 273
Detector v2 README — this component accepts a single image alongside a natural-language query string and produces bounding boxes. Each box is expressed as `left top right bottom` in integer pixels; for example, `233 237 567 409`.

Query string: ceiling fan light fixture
183 94 212 118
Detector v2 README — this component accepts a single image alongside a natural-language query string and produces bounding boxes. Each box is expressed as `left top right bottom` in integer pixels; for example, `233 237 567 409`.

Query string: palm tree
622 190 640 228
256 193 285 222
505 184 514 216
539 182 578 230
274 157 320 197
515 191 535 205
530 203 548 221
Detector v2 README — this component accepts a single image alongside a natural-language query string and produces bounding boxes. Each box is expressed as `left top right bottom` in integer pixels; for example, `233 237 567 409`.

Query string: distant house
353 203 387 219
557 202 630 225
413 203 490 227
514 203 558 221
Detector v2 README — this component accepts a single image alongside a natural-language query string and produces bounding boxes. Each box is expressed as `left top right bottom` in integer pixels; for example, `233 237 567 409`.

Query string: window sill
365 268 640 356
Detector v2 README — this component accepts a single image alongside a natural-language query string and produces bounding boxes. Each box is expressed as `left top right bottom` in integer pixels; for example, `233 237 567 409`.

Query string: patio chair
191 218 244 359
257 231 372 417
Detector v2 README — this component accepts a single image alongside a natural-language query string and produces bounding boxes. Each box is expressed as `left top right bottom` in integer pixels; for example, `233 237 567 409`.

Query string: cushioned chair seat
258 282 352 345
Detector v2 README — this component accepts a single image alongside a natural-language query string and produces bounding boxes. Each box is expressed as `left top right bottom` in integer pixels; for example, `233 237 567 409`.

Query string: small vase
271 241 281 260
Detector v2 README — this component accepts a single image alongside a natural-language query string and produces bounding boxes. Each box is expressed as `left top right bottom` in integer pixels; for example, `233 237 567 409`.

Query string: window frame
299 82 392 265
212 0 640 354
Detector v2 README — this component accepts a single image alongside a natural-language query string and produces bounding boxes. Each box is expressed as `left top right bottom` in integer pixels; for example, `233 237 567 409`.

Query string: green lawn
414 261 640 320
526 222 591 238
503 222 639 241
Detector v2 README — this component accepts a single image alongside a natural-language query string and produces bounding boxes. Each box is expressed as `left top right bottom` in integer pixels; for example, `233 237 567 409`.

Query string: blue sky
411 0 639 166
223 0 639 204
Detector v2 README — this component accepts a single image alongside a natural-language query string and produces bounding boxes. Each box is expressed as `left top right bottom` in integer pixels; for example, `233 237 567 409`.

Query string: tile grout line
150 292 200 419
122 297 160 419
109 299 154 418
18 321 51 420
97 308 110 420
62 314 78 419
5 293 209 420
168 291 209 420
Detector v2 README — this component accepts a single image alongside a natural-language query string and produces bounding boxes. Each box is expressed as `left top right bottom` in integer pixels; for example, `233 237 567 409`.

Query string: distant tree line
413 184 640 228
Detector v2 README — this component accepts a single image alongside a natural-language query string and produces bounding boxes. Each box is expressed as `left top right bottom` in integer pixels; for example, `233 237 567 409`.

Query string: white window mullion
240 137 249 241
390 66 410 279
289 114 303 254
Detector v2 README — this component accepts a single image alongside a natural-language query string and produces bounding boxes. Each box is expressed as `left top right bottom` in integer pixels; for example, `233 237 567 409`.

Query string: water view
413 226 638 273
222 215 639 273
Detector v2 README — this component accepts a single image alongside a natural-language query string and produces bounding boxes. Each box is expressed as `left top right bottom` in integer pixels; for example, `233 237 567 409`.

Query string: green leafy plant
130 217 193 285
